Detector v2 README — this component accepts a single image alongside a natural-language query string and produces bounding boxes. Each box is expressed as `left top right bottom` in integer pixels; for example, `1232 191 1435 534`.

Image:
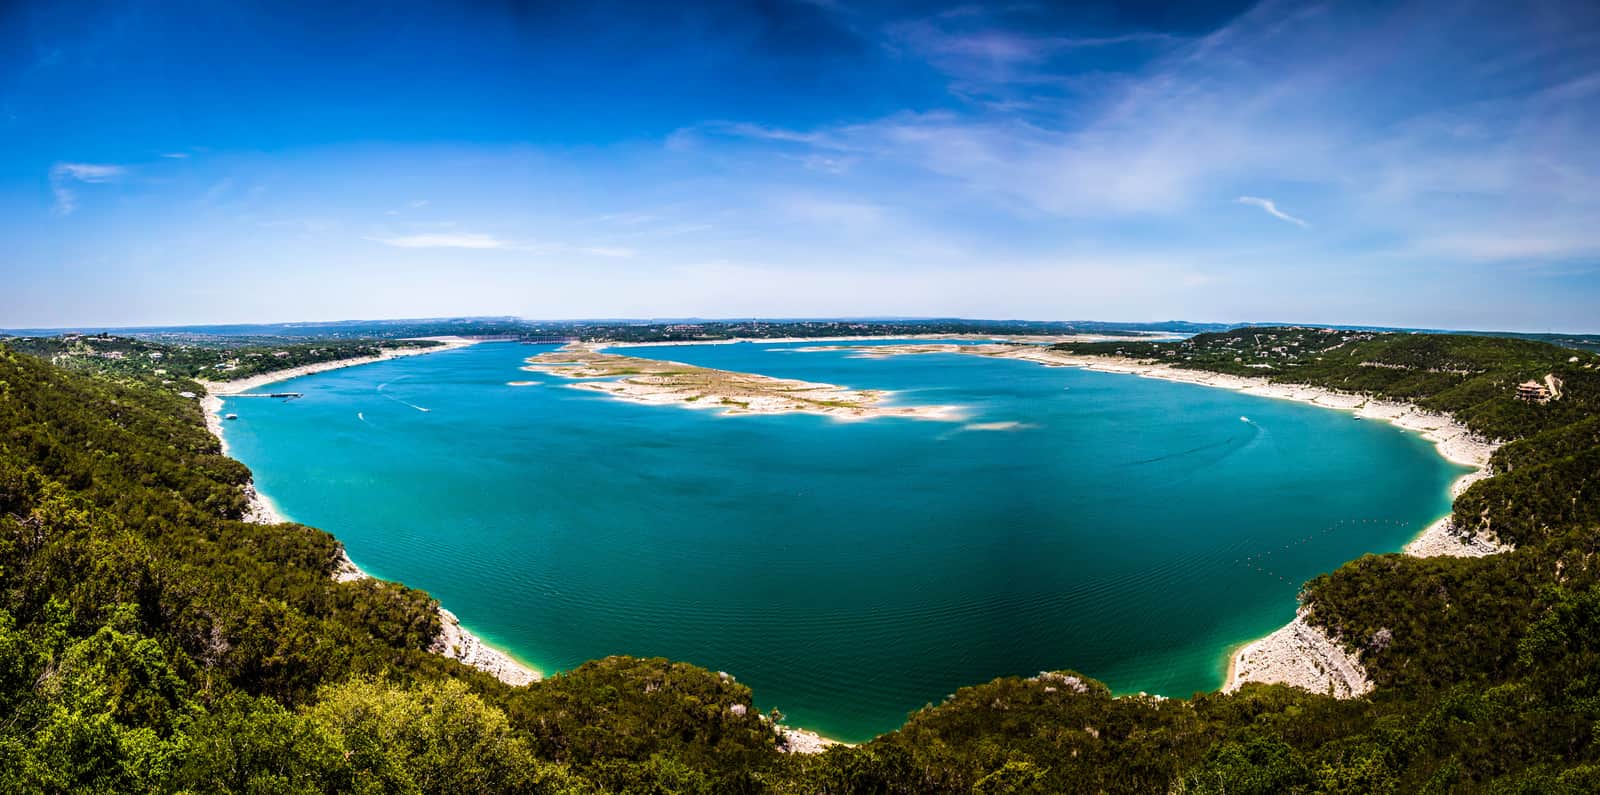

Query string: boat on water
224 413 238 420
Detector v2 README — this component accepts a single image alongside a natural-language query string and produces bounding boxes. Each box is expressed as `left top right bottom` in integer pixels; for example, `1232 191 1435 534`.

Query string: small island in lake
521 345 964 420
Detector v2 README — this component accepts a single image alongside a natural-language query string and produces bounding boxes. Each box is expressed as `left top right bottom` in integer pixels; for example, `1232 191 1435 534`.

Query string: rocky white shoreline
1223 610 1374 698
779 727 844 754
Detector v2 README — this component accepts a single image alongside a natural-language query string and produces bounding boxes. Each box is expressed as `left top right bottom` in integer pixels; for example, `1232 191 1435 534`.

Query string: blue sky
2 0 1597 332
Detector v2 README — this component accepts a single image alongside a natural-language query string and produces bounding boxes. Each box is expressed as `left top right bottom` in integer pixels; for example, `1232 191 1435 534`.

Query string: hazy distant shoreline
200 336 479 396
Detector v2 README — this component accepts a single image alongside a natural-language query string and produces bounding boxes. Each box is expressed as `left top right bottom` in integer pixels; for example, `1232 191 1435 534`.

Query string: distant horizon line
2 315 1597 338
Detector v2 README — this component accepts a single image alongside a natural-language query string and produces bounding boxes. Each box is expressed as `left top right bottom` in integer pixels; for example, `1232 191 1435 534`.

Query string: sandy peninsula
799 341 1516 698
522 345 963 420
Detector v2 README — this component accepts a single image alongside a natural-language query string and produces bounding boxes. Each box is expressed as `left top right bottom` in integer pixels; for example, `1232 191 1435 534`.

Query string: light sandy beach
779 727 845 754
1222 610 1374 698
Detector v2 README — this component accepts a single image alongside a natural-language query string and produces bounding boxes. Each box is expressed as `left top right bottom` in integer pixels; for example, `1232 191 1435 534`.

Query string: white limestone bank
1224 610 1374 698
1402 470 1505 558
779 727 843 754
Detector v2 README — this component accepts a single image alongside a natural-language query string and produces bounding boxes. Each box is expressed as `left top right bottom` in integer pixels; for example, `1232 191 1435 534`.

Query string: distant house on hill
1517 380 1552 404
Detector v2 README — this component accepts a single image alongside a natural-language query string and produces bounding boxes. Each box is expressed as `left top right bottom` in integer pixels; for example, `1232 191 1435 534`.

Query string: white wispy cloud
716 122 837 146
707 0 1598 264
1236 196 1309 228
362 232 632 256
385 199 432 216
160 152 190 159
201 178 235 204
576 246 636 258
890 19 1173 70
594 212 660 225
49 162 126 215
259 218 341 234
778 195 885 226
789 153 854 174
367 232 506 249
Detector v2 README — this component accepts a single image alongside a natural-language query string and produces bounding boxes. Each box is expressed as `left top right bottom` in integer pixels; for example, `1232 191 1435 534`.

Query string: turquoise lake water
219 340 1468 742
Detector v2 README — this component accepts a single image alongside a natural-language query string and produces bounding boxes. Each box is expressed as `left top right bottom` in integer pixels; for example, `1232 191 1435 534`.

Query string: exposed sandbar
522 346 962 420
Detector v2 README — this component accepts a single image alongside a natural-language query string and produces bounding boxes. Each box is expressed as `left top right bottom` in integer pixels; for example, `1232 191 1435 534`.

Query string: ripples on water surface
221 340 1467 741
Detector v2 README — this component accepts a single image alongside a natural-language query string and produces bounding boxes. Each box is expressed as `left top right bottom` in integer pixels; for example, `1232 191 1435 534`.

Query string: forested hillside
3 333 438 386
3 329 1600 792
0 345 783 792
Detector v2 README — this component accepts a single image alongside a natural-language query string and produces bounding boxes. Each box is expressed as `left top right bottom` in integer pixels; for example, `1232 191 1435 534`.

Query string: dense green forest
2 327 1599 792
2 333 438 387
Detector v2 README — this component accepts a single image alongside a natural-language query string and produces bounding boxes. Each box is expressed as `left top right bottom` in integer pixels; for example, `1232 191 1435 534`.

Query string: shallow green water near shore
220 340 1467 742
